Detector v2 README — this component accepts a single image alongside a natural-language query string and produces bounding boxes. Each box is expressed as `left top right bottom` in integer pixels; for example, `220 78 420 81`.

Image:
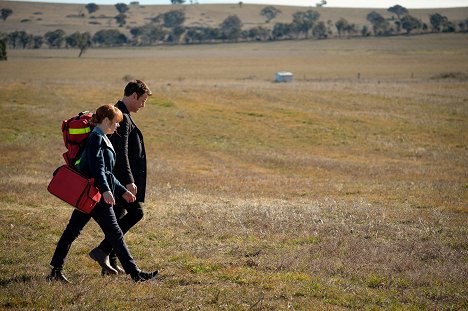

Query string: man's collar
116 100 130 114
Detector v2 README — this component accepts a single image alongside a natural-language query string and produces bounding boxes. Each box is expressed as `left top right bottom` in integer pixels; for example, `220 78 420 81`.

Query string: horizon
4 0 468 9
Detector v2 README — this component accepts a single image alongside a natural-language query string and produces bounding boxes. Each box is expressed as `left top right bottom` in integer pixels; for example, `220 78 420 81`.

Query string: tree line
1 4 467 57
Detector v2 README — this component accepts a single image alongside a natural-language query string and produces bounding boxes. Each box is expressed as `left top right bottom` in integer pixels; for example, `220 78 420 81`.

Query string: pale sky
7 0 468 8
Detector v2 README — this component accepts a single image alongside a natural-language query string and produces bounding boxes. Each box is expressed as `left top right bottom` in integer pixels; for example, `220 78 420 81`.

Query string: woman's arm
87 134 111 194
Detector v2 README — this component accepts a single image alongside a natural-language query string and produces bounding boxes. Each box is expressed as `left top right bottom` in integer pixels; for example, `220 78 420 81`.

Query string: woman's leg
50 209 91 268
97 201 144 263
91 202 139 275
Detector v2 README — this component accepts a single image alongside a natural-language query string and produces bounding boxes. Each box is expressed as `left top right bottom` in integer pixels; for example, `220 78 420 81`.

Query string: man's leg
96 201 144 255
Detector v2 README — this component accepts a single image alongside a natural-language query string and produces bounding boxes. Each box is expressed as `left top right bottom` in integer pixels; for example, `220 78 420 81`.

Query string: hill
0 33 467 308
1 1 467 37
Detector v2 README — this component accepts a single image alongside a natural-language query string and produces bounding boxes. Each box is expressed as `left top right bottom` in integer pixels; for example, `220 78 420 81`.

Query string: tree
115 13 127 27
220 15 242 41
7 31 32 48
162 10 185 28
0 39 6 60
17 31 32 48
272 22 293 40
92 29 128 46
335 18 348 36
292 10 320 38
429 13 448 32
44 29 66 48
443 21 456 32
366 11 390 36
458 18 468 32
361 25 370 36
114 3 129 14
130 24 166 45
168 25 185 42
184 26 219 44
7 31 18 48
387 5 408 20
245 26 270 41
66 31 92 57
260 6 281 23
312 21 327 39
400 14 421 34
85 3 99 15
170 0 185 4
343 23 358 37
1 8 12 21
388 5 408 32
33 35 43 49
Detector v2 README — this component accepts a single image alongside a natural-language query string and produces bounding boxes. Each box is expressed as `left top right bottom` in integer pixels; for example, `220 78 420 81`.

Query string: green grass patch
148 97 174 108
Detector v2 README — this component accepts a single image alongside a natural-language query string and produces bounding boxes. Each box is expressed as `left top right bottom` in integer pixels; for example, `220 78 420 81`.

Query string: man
88 80 152 275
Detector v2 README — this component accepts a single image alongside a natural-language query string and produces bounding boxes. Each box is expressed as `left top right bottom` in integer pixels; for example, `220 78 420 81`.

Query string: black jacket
110 101 147 202
78 127 127 198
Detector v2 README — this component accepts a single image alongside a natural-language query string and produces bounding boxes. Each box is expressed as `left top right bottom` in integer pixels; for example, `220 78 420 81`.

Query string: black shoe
47 268 70 284
89 247 118 275
131 270 159 283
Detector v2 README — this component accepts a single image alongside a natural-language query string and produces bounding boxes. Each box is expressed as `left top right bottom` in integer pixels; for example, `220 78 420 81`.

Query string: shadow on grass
0 274 34 287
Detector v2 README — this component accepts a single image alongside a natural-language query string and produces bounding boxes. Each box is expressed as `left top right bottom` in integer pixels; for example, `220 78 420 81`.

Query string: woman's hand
122 191 136 203
102 191 116 206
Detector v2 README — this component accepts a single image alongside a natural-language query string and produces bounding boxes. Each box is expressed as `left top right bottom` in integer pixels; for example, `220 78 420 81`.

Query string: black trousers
97 201 144 260
50 201 139 275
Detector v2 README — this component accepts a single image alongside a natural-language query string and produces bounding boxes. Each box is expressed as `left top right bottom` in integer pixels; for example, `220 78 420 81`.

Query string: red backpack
62 111 94 166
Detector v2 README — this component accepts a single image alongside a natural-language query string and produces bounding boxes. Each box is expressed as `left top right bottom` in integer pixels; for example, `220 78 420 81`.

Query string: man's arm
112 114 134 186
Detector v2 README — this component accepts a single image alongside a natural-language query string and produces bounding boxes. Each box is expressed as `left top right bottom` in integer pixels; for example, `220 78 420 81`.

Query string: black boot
131 270 159 283
47 267 70 284
89 247 118 275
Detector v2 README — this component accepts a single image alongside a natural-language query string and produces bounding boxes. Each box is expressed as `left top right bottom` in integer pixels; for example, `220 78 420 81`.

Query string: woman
48 104 158 283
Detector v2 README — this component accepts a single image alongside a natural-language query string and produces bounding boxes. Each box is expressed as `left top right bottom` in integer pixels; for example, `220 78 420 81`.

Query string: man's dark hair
124 80 152 98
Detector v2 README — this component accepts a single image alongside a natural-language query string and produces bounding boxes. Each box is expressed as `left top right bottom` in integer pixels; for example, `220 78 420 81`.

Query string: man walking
88 80 152 275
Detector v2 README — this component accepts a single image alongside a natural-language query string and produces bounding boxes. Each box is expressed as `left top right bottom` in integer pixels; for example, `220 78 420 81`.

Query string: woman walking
48 104 158 283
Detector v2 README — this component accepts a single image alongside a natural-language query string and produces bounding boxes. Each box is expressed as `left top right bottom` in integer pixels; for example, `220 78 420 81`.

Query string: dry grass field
0 32 467 309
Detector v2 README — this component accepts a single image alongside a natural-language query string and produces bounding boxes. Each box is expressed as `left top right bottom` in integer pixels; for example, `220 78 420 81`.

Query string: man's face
129 92 148 113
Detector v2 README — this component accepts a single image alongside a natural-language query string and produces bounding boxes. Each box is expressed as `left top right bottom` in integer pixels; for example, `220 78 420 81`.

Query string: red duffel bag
47 165 101 214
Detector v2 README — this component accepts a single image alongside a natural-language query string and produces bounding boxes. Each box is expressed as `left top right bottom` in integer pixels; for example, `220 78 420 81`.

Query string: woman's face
106 116 120 134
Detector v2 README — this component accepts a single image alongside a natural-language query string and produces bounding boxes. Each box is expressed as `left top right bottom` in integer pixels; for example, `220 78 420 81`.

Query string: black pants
97 201 144 261
50 201 139 275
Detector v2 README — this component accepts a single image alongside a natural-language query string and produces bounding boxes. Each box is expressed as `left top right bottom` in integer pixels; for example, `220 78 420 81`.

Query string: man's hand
126 183 137 196
122 191 136 203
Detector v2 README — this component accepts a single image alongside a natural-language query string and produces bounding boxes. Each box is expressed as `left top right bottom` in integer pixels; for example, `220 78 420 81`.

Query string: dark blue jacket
110 101 147 202
78 127 127 198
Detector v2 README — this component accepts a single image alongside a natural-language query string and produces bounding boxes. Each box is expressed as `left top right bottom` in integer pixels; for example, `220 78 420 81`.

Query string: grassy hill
1 0 468 37
0 31 467 308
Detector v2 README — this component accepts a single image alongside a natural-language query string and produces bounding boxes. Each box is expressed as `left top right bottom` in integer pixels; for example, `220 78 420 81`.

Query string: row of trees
0 39 6 60
364 5 461 35
1 8 331 54
1 5 467 57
